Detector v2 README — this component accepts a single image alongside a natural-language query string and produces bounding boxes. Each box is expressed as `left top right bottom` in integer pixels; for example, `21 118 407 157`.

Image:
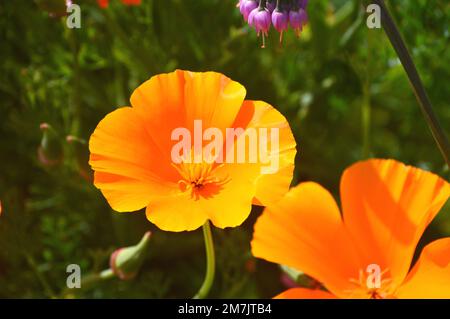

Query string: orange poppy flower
89 70 296 232
252 159 450 298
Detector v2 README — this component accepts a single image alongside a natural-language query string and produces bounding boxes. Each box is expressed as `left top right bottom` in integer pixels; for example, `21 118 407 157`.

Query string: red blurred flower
97 0 142 9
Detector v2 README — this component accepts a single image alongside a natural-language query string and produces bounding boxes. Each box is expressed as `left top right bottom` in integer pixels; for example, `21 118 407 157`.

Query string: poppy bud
280 272 299 289
38 123 63 167
280 264 302 283
66 135 92 181
110 231 152 280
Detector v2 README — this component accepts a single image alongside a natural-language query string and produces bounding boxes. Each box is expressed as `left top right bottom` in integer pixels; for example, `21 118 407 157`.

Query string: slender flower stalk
372 0 450 167
193 221 216 299
61 269 115 298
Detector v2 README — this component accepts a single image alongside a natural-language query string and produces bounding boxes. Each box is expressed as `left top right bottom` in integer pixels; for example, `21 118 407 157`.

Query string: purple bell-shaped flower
271 5 289 43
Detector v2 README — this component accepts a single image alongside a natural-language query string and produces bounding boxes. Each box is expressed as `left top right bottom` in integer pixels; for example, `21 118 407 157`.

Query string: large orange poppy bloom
89 70 296 232
252 159 450 298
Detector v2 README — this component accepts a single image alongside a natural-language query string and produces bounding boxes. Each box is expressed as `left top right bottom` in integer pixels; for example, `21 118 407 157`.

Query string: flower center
172 160 229 200
347 267 397 299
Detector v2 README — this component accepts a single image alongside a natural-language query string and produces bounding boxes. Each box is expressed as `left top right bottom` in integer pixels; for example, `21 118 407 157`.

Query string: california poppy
89 70 296 232
252 159 450 298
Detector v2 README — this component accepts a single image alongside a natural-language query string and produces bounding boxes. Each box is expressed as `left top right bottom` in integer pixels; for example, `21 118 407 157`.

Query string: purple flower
272 10 288 32
239 0 309 47
253 9 271 34
289 8 308 37
240 0 258 21
299 8 308 26
272 9 289 43
248 7 258 27
248 7 271 48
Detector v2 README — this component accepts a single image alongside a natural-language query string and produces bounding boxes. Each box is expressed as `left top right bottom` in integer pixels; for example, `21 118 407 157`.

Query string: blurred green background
0 0 449 298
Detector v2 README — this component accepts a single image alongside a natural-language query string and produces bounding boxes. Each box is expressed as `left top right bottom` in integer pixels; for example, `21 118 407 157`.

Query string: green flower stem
99 268 115 279
373 0 450 167
61 268 115 298
193 221 216 299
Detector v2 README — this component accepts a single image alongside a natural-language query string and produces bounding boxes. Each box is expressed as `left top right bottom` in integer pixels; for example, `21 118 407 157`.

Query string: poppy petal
145 191 209 232
340 159 450 286
396 238 450 298
183 71 247 136
252 182 361 297
129 70 187 163
146 162 258 232
234 100 296 207
130 70 246 157
274 288 336 299
89 107 176 212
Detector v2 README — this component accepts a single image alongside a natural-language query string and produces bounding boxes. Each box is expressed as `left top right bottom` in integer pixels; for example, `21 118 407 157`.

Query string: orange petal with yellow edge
130 70 246 155
396 238 450 298
340 159 450 286
252 182 362 298
89 107 177 212
232 100 296 207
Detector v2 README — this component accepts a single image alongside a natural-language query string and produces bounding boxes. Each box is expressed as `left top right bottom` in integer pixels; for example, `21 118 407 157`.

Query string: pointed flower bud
38 123 63 167
110 231 152 280
66 135 92 181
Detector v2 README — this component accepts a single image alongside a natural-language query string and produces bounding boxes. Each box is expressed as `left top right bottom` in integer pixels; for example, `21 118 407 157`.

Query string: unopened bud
110 231 152 280
38 123 63 167
66 135 92 181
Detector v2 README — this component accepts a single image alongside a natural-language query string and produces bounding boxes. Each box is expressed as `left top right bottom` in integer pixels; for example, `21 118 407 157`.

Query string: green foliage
0 0 449 298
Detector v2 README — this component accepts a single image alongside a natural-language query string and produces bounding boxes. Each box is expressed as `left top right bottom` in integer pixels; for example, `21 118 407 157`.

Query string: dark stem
258 0 266 10
372 0 450 167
